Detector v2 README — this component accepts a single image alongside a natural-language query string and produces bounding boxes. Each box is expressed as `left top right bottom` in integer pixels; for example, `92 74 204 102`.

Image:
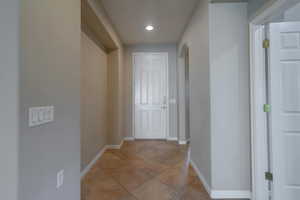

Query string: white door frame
132 52 170 139
249 0 298 199
250 23 269 200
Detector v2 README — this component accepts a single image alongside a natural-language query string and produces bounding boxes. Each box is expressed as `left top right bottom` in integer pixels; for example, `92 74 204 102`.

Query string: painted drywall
178 0 212 186
284 1 300 21
100 0 200 44
81 33 108 170
19 0 81 200
210 2 251 191
248 0 300 22
261 0 300 22
81 0 125 169
88 0 125 145
88 0 123 49
123 44 178 139
248 0 273 18
0 1 19 199
118 49 126 142
177 45 192 142
177 53 186 142
108 50 124 145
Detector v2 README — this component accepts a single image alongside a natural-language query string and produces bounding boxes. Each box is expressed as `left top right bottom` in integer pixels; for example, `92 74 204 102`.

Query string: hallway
81 141 209 200
5 0 300 200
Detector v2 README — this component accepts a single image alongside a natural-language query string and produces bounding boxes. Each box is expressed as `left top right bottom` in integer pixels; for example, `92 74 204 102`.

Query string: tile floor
81 140 211 200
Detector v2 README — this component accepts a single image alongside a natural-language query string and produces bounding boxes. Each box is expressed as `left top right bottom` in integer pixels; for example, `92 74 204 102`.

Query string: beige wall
80 35 124 170
88 0 125 146
88 0 123 49
81 33 108 170
107 50 123 145
19 0 81 199
80 0 125 173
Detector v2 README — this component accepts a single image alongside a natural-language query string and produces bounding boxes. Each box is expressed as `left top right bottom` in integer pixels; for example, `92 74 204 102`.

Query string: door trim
132 52 169 140
250 23 269 200
249 1 299 199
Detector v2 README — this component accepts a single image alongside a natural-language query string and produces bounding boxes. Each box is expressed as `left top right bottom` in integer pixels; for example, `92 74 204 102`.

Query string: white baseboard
106 145 120 149
190 160 211 195
178 140 187 145
179 137 190 145
81 145 107 178
119 140 124 148
81 140 125 178
190 160 251 199
106 140 124 150
210 190 252 199
124 137 135 141
167 137 178 141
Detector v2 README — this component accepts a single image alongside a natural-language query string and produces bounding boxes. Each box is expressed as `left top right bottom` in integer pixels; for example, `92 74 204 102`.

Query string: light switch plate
38 108 44 122
29 106 54 127
29 108 38 127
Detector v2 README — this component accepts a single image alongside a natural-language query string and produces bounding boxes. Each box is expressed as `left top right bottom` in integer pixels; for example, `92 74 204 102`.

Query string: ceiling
100 0 200 45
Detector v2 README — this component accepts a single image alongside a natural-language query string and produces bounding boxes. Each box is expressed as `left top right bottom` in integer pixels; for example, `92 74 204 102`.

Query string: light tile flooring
81 140 210 200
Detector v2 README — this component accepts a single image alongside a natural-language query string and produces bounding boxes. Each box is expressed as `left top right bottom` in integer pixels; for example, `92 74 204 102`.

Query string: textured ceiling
100 0 200 45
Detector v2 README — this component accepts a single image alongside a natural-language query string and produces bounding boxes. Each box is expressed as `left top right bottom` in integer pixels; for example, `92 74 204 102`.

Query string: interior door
133 53 168 139
269 22 300 200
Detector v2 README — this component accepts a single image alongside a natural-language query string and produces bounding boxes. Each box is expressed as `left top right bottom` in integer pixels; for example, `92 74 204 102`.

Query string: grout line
83 141 191 200
107 146 179 198
111 176 139 200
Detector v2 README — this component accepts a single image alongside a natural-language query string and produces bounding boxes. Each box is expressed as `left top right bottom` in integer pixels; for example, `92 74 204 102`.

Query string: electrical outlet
56 170 64 189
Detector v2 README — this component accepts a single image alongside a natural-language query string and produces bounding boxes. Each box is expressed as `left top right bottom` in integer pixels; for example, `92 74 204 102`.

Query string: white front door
269 22 300 200
133 53 168 139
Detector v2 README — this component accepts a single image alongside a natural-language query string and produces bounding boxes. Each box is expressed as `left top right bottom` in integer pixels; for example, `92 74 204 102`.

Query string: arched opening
178 44 190 144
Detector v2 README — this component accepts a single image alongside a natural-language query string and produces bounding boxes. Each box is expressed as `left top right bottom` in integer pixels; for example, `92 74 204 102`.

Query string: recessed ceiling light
145 25 154 31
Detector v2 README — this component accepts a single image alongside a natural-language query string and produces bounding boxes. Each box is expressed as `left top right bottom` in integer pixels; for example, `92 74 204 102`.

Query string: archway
177 44 190 144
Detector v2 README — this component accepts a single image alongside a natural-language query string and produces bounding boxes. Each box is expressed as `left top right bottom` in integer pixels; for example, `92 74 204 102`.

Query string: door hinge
265 172 273 181
264 104 271 112
263 39 270 48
